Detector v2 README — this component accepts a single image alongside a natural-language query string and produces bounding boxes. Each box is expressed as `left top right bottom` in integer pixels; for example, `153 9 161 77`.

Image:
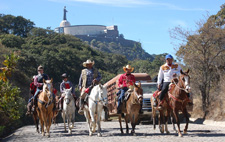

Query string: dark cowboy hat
61 73 69 78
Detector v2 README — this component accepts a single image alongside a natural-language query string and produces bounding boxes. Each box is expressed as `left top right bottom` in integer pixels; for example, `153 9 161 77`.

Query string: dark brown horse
118 82 143 135
169 69 191 137
151 91 171 134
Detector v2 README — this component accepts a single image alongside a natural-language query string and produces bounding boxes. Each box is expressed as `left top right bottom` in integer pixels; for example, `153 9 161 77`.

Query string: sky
0 0 224 58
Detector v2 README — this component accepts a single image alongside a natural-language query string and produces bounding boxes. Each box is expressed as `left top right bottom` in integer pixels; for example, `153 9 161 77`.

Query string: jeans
159 82 171 101
117 87 128 109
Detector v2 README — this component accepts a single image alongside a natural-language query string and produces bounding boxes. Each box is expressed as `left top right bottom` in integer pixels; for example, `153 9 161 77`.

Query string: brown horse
118 82 143 135
169 69 191 137
151 91 171 134
36 79 54 137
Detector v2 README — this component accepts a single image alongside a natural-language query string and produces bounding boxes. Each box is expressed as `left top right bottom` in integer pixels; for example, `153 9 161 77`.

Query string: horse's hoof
89 132 93 136
178 133 183 137
183 130 188 134
132 133 136 136
166 131 170 134
97 133 102 137
42 133 45 136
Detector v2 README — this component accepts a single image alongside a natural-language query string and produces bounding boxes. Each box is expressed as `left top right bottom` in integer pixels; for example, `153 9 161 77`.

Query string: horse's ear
51 78 53 83
186 69 189 74
43 79 46 83
138 81 141 88
180 69 184 75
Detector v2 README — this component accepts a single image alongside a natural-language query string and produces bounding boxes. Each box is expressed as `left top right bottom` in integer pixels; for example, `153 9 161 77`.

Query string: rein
131 89 142 105
172 78 189 93
168 92 188 104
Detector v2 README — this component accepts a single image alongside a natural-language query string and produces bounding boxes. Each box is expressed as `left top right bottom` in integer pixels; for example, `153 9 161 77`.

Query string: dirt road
3 121 225 142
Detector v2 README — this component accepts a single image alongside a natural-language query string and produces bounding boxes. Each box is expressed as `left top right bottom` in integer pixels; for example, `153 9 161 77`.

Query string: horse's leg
183 108 189 134
165 110 170 134
118 114 124 134
152 107 156 130
68 114 72 134
33 111 39 133
124 114 129 134
171 112 177 133
131 113 137 136
89 104 96 133
39 109 45 136
84 109 92 136
159 110 164 133
173 109 182 137
62 111 67 132
47 112 52 137
97 108 102 137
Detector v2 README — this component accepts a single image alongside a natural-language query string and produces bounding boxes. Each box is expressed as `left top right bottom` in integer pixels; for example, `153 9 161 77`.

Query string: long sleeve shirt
157 63 182 85
118 73 136 88
60 80 75 94
79 68 102 89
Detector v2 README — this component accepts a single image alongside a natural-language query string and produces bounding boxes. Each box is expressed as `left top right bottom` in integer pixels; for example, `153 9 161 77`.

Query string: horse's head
43 78 54 101
179 69 191 93
63 87 73 105
134 82 143 104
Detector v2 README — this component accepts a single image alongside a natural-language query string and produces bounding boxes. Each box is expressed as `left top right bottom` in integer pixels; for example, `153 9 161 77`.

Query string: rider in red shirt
117 65 136 114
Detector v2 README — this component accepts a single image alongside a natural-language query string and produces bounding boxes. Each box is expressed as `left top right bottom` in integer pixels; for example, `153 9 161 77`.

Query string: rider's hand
79 88 82 92
173 73 177 77
92 79 97 84
157 84 161 90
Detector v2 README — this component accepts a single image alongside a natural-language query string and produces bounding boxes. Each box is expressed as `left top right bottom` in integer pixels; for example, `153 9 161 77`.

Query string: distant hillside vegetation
75 35 154 61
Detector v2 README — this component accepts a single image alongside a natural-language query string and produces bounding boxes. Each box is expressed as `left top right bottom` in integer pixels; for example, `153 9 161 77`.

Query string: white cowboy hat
123 65 134 72
83 59 95 67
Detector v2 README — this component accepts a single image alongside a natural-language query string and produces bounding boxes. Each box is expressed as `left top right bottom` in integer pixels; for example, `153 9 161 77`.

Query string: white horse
61 87 76 134
83 84 107 137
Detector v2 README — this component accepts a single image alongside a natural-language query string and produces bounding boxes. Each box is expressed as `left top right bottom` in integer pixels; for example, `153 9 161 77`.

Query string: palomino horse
36 79 54 137
118 82 143 135
83 84 107 137
169 69 191 137
61 87 76 134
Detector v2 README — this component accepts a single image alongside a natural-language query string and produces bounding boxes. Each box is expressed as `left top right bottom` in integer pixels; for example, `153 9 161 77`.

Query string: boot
32 96 37 112
78 99 84 115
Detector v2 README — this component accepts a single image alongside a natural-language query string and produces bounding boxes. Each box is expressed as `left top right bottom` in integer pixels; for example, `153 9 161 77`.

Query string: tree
170 10 225 117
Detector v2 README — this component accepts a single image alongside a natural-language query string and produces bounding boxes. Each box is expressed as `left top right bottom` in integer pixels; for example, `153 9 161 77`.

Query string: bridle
172 75 191 93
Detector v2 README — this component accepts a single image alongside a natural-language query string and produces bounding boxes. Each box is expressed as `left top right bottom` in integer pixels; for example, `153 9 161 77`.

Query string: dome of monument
60 20 71 27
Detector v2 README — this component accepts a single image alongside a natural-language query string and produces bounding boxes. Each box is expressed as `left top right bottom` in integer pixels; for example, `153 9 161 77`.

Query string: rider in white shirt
155 54 182 109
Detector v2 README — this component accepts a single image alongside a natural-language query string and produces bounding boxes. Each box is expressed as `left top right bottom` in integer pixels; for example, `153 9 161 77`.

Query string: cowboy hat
37 65 43 71
123 65 134 72
83 59 95 67
61 73 69 78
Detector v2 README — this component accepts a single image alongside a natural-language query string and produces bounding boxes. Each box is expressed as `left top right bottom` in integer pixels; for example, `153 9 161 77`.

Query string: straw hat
83 59 95 67
123 65 134 72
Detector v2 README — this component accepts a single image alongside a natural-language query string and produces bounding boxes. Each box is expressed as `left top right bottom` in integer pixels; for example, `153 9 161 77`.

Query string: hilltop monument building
55 6 119 38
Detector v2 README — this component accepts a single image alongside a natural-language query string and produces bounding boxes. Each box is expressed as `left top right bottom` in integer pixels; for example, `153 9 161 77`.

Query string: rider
78 59 102 114
117 65 136 114
32 65 49 110
154 54 182 109
26 76 37 115
59 73 76 111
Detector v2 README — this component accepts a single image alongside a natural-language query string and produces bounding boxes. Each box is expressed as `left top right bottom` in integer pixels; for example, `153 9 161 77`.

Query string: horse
118 82 143 136
151 91 171 134
168 69 191 137
83 84 107 137
61 87 76 134
36 79 54 137
26 99 40 133
52 95 60 125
